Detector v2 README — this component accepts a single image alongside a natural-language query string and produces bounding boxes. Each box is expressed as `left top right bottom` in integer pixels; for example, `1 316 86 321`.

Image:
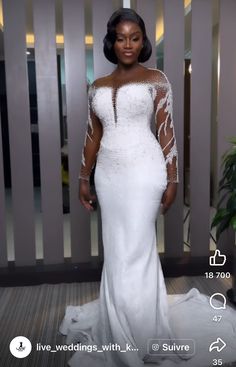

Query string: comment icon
209 293 226 310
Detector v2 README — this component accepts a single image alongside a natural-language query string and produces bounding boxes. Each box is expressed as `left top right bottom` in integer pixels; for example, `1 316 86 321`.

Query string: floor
0 276 235 367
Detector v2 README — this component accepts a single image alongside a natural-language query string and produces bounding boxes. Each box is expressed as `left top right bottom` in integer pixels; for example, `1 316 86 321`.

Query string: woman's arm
154 71 179 214
79 85 103 211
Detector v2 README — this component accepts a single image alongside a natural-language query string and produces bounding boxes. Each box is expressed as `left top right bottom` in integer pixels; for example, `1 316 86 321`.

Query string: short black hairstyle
103 8 152 64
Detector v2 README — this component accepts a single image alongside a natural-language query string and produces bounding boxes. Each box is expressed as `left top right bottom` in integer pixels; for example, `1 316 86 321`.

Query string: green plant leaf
218 183 231 193
216 215 231 241
224 155 236 168
214 137 236 238
219 177 226 188
219 165 235 185
216 191 230 210
228 136 236 145
225 168 235 181
226 193 236 212
232 172 236 188
211 208 230 229
230 216 236 231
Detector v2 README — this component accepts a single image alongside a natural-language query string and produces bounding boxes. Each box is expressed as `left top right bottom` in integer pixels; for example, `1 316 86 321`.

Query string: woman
60 8 236 367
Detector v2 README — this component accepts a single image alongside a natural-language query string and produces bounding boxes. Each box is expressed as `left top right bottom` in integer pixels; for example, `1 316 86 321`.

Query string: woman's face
113 20 144 65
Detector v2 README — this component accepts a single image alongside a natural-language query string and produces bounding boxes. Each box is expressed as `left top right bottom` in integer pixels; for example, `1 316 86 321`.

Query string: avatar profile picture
9 336 32 358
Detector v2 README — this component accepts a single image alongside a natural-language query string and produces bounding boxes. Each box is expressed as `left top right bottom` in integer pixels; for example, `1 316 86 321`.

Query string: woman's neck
114 62 144 76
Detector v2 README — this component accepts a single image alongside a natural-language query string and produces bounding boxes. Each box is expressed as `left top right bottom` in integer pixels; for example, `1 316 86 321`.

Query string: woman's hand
161 182 178 215
79 179 97 211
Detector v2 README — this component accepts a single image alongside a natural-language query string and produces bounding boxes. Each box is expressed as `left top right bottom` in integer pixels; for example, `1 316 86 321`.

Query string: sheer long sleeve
154 72 179 183
79 84 103 181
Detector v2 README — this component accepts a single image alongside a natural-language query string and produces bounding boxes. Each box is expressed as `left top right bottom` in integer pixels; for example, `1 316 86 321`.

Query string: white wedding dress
59 68 236 367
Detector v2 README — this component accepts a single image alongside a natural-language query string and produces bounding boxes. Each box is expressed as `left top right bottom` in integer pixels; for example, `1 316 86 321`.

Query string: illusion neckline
90 69 170 93
90 80 154 92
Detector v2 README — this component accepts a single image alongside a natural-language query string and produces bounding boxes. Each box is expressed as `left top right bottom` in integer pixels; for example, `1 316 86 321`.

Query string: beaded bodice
79 68 179 183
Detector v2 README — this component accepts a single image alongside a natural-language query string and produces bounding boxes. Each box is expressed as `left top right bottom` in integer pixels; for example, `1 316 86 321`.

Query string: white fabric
80 69 179 183
60 74 236 366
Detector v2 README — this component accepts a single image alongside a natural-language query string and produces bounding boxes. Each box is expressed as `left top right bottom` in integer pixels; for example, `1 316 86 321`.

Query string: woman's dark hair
103 8 152 64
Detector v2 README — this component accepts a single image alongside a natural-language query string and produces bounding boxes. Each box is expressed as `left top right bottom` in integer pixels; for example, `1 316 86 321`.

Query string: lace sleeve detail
154 71 179 183
79 84 103 181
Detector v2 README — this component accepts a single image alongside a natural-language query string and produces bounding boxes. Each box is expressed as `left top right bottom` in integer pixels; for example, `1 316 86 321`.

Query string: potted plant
211 137 236 304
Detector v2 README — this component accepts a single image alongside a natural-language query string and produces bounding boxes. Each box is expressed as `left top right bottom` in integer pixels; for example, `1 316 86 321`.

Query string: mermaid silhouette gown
59 68 236 366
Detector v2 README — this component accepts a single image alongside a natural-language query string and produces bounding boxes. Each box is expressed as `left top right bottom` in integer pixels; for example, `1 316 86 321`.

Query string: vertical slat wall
163 0 185 257
63 0 91 262
1 0 236 270
92 0 114 79
136 0 156 68
217 0 236 254
2 0 35 266
0 108 7 267
33 0 64 264
92 0 114 260
190 0 212 257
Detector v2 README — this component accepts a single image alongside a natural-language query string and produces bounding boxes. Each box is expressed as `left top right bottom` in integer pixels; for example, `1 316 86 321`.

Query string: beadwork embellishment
79 70 179 183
